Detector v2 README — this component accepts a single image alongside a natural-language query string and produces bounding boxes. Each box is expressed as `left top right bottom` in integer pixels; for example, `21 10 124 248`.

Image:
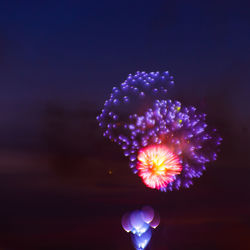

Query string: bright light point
130 211 144 231
122 213 133 232
141 206 154 224
137 145 182 190
133 228 152 250
150 212 160 229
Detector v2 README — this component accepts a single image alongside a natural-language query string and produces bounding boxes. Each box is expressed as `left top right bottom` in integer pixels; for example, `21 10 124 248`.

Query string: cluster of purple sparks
97 70 222 191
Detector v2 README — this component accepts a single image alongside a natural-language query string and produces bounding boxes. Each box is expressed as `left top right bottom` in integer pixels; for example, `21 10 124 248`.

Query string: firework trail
97 71 222 191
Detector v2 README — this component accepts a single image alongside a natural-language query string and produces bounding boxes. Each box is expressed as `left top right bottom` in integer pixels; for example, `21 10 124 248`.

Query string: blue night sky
0 1 249 103
0 0 249 151
0 1 249 249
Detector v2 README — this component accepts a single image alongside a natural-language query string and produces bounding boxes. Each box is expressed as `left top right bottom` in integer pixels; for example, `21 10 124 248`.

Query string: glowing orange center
136 145 182 190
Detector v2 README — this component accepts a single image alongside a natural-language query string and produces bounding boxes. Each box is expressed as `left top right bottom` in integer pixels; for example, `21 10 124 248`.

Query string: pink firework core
136 145 182 190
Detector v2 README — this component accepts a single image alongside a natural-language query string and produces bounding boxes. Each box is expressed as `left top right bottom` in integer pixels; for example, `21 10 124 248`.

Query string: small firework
97 71 222 191
137 145 182 190
121 206 160 250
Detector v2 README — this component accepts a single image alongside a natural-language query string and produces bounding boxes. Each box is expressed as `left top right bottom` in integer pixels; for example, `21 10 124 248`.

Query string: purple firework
97 71 222 191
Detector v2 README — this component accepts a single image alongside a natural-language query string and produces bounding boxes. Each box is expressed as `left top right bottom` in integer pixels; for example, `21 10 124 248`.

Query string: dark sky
0 1 249 249
0 0 249 146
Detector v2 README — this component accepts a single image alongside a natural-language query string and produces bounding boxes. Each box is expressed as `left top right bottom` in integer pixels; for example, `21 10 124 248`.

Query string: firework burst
137 145 182 190
97 71 222 191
